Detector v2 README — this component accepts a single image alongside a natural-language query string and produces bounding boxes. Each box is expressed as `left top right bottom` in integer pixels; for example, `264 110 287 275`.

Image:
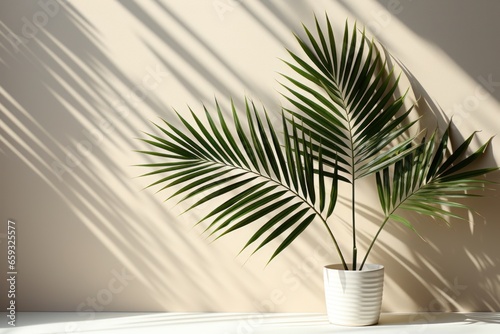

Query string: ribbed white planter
323 263 384 326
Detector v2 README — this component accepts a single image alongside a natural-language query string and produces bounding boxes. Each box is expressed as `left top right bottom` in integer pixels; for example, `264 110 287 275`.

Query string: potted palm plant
136 15 498 326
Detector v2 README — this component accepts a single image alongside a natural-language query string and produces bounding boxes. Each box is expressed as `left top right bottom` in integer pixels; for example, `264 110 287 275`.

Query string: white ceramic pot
323 263 384 326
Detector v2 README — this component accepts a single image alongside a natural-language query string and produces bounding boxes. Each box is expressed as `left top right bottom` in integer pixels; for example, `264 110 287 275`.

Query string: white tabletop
1 312 499 333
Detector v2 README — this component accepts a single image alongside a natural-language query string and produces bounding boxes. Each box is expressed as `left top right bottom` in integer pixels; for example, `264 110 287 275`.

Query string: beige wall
1 0 499 314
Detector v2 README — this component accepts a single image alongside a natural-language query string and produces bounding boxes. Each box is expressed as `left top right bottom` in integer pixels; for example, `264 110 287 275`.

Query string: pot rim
324 263 384 272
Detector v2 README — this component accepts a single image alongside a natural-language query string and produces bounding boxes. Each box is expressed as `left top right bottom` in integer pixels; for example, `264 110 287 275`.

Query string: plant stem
320 216 348 270
359 216 389 270
352 179 357 270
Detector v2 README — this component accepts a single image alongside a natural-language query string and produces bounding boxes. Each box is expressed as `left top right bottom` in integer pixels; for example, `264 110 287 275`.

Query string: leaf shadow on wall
375 0 500 104
0 1 266 313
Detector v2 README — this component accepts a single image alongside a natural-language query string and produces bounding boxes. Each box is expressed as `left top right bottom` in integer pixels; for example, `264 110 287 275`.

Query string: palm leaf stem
359 215 389 270
347 113 358 270
351 179 357 270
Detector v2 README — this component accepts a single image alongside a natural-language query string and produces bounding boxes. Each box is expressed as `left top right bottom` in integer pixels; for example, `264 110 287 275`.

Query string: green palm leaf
283 16 417 182
282 16 421 270
138 99 342 264
361 124 499 268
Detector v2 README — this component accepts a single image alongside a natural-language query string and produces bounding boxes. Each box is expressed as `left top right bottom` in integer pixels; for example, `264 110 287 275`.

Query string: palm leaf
137 99 340 263
283 15 416 183
366 124 498 262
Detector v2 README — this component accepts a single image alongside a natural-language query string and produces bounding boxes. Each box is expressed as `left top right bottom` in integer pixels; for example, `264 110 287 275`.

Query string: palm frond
359 124 498 269
138 99 342 264
376 124 497 225
282 15 417 181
